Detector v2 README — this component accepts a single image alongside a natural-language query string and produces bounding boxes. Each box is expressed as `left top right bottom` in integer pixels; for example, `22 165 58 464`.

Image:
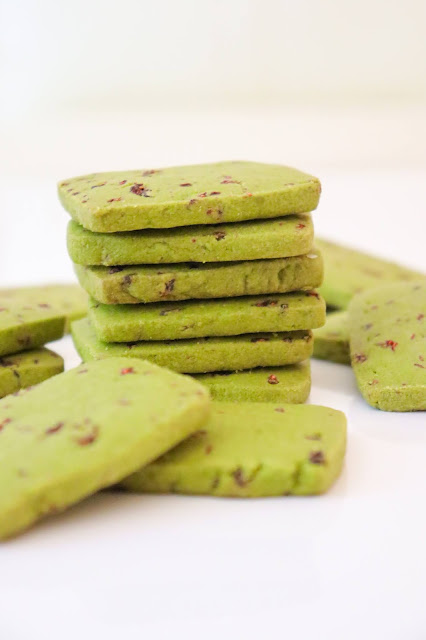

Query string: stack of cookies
60 161 326 402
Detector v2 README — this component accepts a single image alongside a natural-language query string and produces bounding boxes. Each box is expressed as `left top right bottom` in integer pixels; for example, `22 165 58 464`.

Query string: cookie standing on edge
88 292 326 342
67 215 314 266
0 349 64 398
75 253 323 304
0 357 211 539
195 362 311 403
71 318 314 374
122 402 347 497
59 161 321 232
349 282 426 411
313 311 350 365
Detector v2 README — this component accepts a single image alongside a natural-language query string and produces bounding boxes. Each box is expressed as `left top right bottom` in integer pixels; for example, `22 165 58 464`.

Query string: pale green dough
313 311 350 364
59 161 321 232
74 252 323 304
71 318 314 374
349 282 426 411
0 349 64 398
0 357 210 539
88 292 326 342
316 238 424 309
195 362 310 403
122 402 347 497
67 215 314 265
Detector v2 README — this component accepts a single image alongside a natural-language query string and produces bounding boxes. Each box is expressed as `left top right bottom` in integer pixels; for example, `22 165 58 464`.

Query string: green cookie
122 402 347 497
89 292 326 342
313 311 350 364
349 282 426 411
71 318 314 374
0 357 210 539
196 362 310 403
75 252 323 304
59 161 321 232
67 216 314 266
316 238 424 309
0 349 64 398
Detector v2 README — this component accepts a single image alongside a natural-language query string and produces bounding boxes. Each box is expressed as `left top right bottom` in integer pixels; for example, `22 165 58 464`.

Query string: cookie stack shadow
61 161 326 402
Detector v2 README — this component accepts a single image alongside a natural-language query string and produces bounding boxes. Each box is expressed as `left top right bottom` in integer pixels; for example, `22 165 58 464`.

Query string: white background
0 1 426 639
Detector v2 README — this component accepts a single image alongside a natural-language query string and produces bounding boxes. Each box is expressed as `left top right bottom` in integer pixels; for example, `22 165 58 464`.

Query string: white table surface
0 125 425 639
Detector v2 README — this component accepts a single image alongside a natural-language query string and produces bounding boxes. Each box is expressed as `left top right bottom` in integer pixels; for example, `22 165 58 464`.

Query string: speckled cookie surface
75 253 323 304
71 318 314 374
0 357 210 539
122 402 347 497
68 215 314 266
316 238 424 309
0 349 64 399
313 311 350 364
348 282 426 411
196 362 311 403
59 161 321 232
88 292 325 342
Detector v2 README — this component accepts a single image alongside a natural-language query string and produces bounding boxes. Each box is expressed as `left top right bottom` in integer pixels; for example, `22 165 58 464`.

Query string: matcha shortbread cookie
122 402 347 497
89 292 326 342
0 349 64 399
313 311 350 364
68 215 314 266
72 318 314 374
196 362 311 403
316 238 424 310
75 252 323 304
0 357 210 539
349 282 426 411
59 161 321 232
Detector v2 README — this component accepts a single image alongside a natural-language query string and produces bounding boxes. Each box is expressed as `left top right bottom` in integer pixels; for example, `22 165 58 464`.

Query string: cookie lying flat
316 238 423 309
68 216 314 266
0 349 64 398
313 311 350 364
196 362 310 403
71 318 314 374
0 357 210 539
122 402 347 497
89 292 325 342
59 161 321 232
75 253 323 304
349 282 426 411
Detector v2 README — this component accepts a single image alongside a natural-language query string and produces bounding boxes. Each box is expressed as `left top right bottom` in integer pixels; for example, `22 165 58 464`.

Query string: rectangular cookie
71 318 314 374
75 252 323 304
59 161 321 232
88 292 326 342
121 402 347 496
316 238 424 309
349 282 426 411
67 215 314 266
0 348 64 398
313 311 350 364
0 357 210 539
196 362 310 403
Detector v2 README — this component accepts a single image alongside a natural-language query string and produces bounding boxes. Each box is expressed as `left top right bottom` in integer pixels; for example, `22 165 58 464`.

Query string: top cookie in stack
61 161 325 392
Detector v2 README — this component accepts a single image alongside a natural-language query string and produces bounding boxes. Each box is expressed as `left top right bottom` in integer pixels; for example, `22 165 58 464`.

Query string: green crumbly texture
195 362 310 403
122 402 347 497
313 311 350 364
348 282 426 412
0 349 64 399
0 357 210 539
58 161 321 232
0 285 88 356
71 318 314 374
316 238 424 310
89 292 326 342
67 215 314 266
75 252 323 305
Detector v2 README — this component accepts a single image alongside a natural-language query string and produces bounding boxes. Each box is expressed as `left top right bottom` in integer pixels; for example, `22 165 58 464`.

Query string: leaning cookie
313 311 350 364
